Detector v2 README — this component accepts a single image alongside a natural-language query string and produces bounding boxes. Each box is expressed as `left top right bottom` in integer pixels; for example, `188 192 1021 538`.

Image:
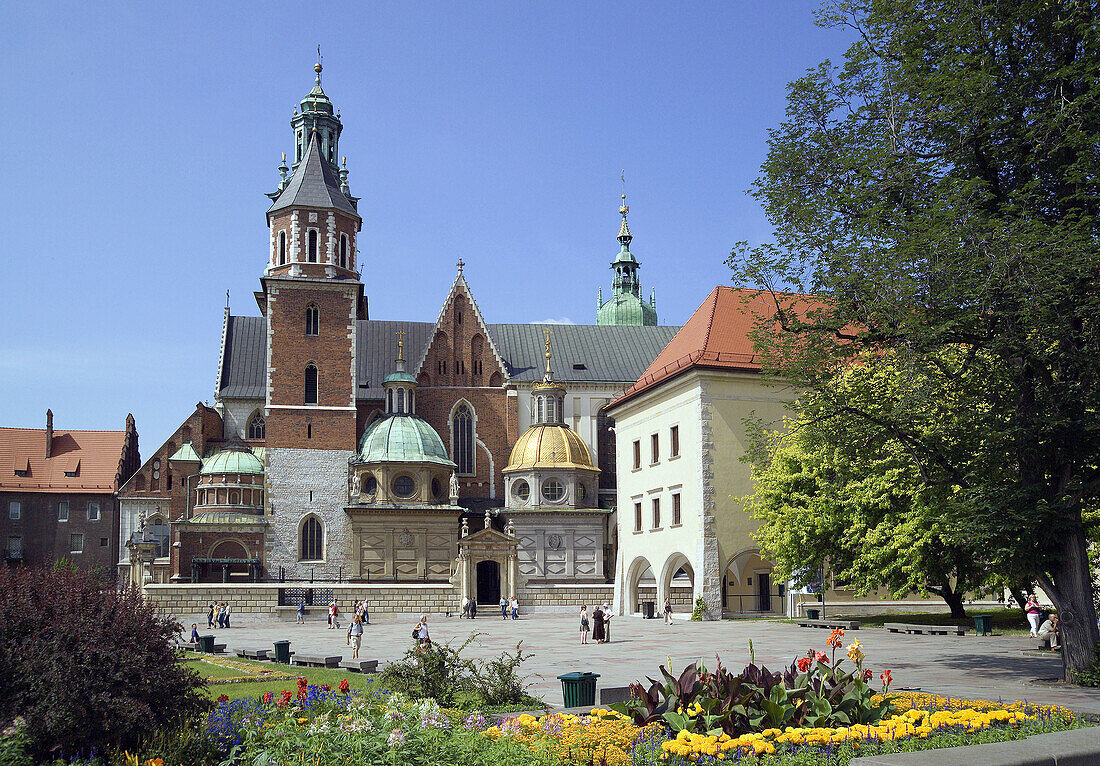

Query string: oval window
541 478 565 502
513 480 530 503
431 477 442 498
364 475 377 496
393 475 416 498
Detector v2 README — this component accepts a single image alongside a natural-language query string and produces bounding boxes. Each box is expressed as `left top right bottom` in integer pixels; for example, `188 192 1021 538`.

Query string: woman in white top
579 605 590 644
417 614 431 646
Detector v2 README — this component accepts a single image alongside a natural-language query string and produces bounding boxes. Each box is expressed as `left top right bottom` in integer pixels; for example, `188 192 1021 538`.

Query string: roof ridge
0 426 127 435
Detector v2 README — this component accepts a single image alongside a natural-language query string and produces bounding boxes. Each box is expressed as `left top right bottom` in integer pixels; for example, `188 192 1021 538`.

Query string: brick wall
266 209 359 280
0 491 118 571
265 280 358 451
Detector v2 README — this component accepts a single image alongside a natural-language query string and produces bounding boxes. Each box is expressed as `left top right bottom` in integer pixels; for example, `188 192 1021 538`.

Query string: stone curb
850 725 1100 766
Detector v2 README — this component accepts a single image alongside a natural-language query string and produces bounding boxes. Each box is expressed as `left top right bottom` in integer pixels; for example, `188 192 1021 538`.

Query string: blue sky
0 1 853 453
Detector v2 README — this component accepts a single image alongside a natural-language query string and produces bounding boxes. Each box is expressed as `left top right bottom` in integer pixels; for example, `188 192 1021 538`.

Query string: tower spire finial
396 328 406 362
543 328 553 380
315 45 323 85
618 170 632 246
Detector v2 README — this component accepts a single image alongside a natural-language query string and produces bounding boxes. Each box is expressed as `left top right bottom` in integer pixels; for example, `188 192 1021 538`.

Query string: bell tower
259 60 364 581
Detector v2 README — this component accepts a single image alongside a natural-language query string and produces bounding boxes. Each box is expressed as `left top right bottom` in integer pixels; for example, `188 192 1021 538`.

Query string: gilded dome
201 447 264 475
358 414 454 466
504 424 598 472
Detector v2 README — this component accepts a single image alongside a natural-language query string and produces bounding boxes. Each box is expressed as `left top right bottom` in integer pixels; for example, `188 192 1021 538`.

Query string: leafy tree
0 565 207 761
731 0 1100 675
747 355 992 617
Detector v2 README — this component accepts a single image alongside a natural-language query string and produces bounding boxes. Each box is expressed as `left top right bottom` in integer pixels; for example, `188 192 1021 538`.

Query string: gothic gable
415 267 508 388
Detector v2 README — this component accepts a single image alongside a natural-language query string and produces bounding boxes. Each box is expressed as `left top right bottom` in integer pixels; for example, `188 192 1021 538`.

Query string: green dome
358 415 455 466
201 448 264 475
597 293 658 326
383 371 418 385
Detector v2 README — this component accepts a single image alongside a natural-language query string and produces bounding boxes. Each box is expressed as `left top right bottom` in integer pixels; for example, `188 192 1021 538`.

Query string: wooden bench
292 654 342 668
884 623 966 636
340 659 379 673
795 619 861 630
183 641 228 653
234 648 271 660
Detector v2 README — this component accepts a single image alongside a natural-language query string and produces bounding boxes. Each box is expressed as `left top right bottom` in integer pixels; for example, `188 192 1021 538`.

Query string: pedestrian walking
500 596 508 620
350 615 364 658
330 601 340 630
207 602 215 629
663 597 673 626
510 596 519 620
461 597 471 619
579 605 590 644
346 615 354 646
592 605 606 643
417 614 431 646
296 603 305 624
362 602 370 625
469 599 476 619
1025 595 1042 637
223 602 232 629
213 602 223 629
602 602 612 642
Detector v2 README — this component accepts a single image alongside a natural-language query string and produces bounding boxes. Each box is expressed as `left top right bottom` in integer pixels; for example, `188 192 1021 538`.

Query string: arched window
305 304 319 336
300 516 323 561
547 396 556 422
307 230 318 262
453 404 474 475
537 396 543 423
150 516 169 559
304 364 318 405
387 389 393 412
296 132 303 162
278 231 287 265
247 411 265 440
339 234 348 268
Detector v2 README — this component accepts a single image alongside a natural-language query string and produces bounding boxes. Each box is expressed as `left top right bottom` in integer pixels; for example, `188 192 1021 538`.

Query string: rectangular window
670 425 680 458
634 502 642 532
652 498 661 529
672 493 681 526
7 536 22 558
100 537 109 547
8 501 20 520
70 533 84 553
58 501 68 522
651 433 659 463
632 440 641 470
87 503 100 521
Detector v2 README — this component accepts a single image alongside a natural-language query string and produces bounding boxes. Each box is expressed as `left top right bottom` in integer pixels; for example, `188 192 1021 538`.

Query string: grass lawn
182 652 383 701
835 608 1033 636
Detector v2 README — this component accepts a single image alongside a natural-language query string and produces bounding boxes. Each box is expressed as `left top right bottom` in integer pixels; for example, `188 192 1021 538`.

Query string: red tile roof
0 427 129 494
610 286 820 408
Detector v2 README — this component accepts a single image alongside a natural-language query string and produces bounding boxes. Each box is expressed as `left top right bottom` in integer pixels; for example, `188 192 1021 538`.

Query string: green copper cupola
291 61 343 169
596 191 658 326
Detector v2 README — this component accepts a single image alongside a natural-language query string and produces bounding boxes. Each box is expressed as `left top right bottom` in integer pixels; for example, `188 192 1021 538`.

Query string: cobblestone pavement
183 611 1100 713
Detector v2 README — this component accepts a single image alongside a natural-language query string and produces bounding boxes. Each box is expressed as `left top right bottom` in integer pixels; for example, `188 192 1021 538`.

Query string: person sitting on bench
1038 613 1060 651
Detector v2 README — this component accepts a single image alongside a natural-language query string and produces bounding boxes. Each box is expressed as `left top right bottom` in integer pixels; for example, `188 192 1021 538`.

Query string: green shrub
1071 643 1100 686
0 565 208 761
690 597 707 621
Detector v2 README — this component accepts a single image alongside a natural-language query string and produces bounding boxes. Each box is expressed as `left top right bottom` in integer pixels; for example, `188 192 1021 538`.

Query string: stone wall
265 447 356 580
636 585 694 611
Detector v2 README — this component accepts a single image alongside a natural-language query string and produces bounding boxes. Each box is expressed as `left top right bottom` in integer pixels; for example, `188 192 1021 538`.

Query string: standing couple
579 603 612 644
499 595 519 619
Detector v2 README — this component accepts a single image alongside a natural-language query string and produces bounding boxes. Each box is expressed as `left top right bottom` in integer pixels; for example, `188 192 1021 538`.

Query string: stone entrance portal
454 525 520 605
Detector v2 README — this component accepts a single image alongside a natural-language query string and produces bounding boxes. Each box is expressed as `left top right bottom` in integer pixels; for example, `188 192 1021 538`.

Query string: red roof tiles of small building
609 286 821 409
0 426 129 494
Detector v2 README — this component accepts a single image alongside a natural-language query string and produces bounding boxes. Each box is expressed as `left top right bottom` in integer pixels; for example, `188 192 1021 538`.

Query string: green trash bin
973 615 993 636
198 635 215 653
558 672 600 708
272 640 292 664
806 608 821 621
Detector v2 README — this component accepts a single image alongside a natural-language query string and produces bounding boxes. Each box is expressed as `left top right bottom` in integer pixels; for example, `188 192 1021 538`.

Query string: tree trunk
940 587 967 619
1038 526 1099 681
1010 586 1028 612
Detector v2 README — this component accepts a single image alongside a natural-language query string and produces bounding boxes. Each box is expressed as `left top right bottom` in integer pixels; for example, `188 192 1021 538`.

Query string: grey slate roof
267 130 358 218
219 317 680 401
486 324 679 383
218 316 267 398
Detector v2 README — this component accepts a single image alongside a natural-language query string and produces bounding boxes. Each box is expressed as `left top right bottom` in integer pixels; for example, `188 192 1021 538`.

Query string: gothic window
150 516 169 559
453 404 474 475
299 516 323 561
278 231 287 265
307 230 318 262
489 372 503 387
305 304 319 336
247 411 266 440
339 234 348 268
304 364 318 405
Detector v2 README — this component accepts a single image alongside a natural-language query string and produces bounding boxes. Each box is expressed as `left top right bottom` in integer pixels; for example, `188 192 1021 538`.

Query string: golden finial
396 328 406 361
620 170 629 216
281 152 286 162
543 328 553 376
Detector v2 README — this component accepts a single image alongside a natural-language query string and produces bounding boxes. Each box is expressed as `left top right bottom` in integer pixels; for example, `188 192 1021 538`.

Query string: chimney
45 409 54 458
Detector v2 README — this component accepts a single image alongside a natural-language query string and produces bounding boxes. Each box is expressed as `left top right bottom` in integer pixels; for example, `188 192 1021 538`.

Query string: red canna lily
797 656 812 672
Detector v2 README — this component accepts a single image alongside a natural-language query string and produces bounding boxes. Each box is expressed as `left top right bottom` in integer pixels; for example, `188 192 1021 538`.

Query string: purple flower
387 728 405 747
464 712 487 731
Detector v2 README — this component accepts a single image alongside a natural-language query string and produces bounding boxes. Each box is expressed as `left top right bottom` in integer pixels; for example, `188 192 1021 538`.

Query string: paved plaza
184 611 1100 713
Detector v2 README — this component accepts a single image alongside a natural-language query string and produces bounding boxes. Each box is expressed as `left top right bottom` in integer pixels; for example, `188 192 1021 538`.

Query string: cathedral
118 64 676 611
